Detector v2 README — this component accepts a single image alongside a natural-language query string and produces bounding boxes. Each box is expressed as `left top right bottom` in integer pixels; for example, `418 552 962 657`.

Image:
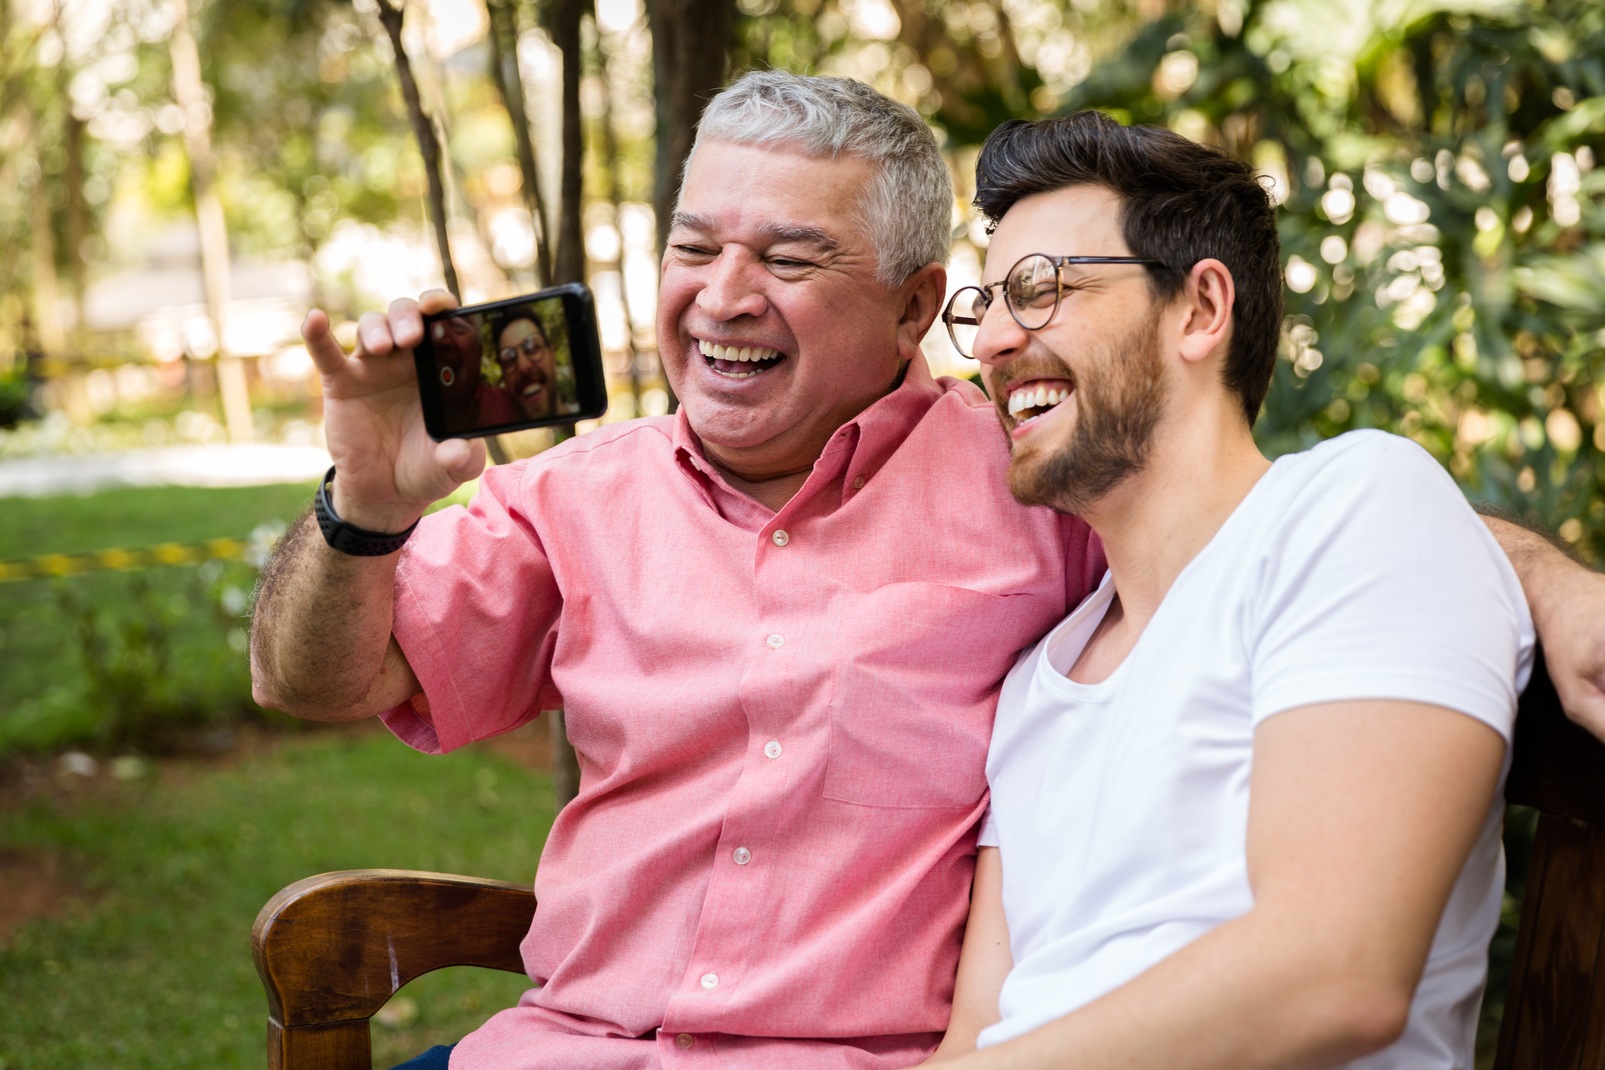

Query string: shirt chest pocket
827 582 1032 809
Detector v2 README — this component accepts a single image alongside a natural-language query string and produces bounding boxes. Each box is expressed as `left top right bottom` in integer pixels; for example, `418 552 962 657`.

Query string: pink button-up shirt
384 356 1102 1070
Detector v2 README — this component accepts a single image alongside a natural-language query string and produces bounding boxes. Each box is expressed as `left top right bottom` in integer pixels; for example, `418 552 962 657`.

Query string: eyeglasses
942 254 1164 358
497 332 549 370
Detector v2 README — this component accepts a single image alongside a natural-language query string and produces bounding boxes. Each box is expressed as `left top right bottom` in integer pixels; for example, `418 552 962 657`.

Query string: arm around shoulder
1482 513 1605 740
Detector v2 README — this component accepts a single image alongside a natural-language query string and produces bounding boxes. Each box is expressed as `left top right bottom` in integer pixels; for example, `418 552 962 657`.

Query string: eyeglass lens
1007 255 1063 330
499 333 546 366
945 287 983 358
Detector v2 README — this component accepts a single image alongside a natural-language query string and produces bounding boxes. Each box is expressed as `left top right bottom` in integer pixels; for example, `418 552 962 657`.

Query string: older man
252 72 1603 1070
252 72 1100 1070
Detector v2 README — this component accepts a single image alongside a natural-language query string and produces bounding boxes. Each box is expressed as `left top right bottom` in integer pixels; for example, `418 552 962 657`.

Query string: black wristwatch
313 466 419 556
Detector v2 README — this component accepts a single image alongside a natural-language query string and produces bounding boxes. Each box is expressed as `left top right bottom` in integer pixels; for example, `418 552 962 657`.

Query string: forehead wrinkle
758 223 841 252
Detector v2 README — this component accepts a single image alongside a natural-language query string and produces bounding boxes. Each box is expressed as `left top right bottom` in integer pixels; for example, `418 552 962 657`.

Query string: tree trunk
593 27 644 409
63 107 88 350
646 0 733 413
374 0 460 298
645 0 734 254
542 0 590 808
548 0 585 287
486 0 552 286
169 0 255 442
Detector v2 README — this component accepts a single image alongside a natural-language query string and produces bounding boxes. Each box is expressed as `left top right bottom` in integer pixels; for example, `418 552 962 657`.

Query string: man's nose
695 250 768 320
972 298 1027 367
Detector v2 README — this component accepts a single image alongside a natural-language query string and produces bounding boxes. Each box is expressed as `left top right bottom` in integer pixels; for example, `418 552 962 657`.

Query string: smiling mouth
699 340 784 379
1006 380 1074 430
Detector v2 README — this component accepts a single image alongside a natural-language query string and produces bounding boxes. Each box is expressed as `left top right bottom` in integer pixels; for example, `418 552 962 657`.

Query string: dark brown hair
974 113 1282 424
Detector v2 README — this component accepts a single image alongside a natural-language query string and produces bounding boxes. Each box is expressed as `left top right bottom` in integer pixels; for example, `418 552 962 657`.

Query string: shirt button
732 846 752 865
771 529 789 546
675 1033 695 1049
764 739 783 759
766 633 784 649
700 971 719 990
852 476 865 490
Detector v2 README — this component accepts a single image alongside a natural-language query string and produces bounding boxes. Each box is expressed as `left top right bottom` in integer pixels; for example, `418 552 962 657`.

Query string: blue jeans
389 1045 455 1070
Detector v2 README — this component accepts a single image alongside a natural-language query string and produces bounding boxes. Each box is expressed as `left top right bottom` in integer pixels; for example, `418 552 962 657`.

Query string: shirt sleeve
382 460 565 753
977 808 999 847
1249 432 1533 741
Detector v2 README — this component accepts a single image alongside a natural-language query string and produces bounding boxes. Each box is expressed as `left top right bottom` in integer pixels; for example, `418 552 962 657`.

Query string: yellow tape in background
0 538 249 583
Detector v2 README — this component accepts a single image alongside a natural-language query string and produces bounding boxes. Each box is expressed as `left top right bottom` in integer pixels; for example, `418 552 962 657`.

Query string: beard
1007 316 1167 516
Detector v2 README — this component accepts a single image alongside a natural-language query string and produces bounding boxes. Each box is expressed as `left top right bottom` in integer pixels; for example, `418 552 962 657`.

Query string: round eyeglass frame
497 330 551 370
942 254 1165 358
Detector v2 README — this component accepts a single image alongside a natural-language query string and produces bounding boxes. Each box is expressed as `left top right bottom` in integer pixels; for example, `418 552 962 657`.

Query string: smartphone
414 283 608 440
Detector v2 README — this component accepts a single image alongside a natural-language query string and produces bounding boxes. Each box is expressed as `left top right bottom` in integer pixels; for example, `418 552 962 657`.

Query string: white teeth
1007 385 1070 418
698 341 780 363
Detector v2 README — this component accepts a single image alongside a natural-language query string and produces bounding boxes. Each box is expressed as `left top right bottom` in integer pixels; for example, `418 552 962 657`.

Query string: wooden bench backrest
1496 650 1605 1069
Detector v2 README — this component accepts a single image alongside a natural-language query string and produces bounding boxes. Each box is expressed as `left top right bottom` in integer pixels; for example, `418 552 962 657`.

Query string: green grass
0 725 554 1069
0 483 319 755
0 482 320 561
0 479 478 757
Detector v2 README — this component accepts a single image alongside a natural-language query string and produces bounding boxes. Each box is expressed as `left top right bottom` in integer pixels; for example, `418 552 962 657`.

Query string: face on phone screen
417 285 604 440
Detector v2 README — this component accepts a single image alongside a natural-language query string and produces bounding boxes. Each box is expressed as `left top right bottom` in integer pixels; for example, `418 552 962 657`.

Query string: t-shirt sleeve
1250 432 1533 741
977 807 999 847
382 461 565 753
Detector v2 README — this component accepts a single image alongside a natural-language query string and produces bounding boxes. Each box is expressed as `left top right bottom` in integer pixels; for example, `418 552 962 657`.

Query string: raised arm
936 699 1505 1070
1482 514 1605 739
250 292 487 722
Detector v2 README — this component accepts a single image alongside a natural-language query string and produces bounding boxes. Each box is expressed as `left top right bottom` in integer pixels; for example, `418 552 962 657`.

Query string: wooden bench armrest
253 869 535 1070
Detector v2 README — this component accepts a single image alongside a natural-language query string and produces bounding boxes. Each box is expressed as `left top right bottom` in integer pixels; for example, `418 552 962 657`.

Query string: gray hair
686 70 952 286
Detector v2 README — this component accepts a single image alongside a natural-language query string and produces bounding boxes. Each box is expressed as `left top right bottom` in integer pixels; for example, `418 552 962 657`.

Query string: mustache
989 354 1078 405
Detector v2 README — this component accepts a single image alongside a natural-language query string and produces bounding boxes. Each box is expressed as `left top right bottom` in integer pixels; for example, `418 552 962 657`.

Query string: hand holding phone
301 297 487 534
414 284 608 440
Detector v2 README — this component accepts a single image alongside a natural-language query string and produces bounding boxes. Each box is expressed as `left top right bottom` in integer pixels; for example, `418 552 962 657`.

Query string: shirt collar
671 350 949 512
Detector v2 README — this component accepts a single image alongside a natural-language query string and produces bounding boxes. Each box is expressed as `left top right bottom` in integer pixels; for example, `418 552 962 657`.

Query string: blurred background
0 0 1600 1065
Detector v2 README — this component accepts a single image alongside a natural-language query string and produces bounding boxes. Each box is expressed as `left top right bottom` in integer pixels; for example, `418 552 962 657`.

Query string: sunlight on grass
0 725 554 1069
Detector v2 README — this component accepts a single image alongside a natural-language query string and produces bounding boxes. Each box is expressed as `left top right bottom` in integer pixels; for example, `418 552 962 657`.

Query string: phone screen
414 283 608 440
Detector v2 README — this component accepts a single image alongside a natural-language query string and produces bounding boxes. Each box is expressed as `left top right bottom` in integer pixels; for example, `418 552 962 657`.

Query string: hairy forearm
249 510 418 720
1479 511 1605 738
1479 513 1578 627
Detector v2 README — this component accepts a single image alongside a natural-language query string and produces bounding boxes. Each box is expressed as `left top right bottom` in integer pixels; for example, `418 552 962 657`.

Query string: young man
491 310 557 419
930 114 1532 1069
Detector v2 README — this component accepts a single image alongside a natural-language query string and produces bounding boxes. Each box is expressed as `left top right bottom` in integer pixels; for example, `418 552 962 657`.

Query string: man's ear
896 263 947 359
1177 258 1234 365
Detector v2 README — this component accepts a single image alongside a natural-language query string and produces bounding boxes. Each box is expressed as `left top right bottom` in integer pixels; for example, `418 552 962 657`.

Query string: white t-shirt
977 430 1534 1068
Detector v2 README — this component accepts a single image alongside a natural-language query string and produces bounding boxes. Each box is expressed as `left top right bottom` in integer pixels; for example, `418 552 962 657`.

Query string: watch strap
313 466 419 556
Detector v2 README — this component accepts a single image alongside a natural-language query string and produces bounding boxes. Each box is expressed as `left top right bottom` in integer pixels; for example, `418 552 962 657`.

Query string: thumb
435 437 488 485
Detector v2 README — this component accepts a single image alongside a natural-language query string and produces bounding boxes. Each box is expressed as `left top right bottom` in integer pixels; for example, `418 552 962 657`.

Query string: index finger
390 289 460 352
302 308 352 376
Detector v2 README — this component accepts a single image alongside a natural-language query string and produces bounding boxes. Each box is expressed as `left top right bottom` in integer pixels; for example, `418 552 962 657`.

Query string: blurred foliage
0 367 35 426
719 0 1604 561
1045 0 1605 560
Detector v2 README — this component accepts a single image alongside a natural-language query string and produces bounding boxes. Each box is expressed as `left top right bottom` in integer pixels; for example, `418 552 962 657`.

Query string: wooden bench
254 652 1605 1069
